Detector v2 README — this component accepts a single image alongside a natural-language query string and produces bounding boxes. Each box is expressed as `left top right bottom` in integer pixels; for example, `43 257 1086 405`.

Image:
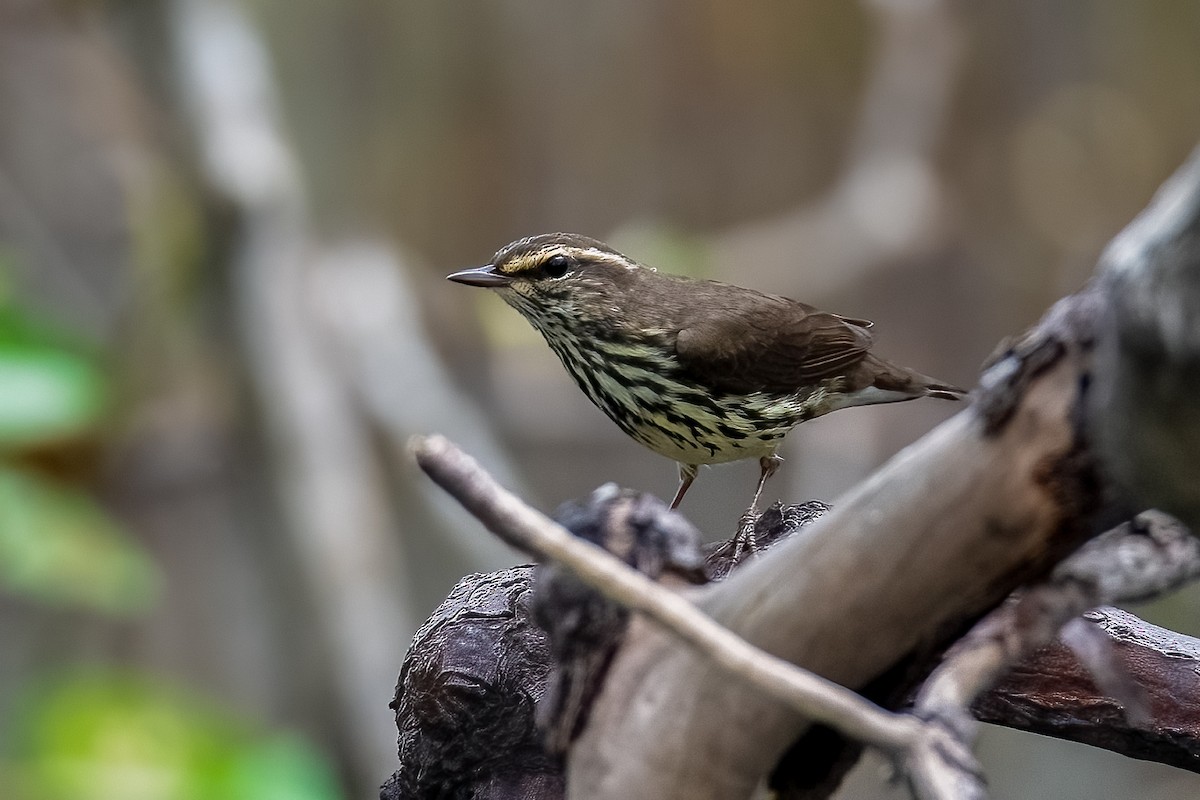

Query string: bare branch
1053 510 1200 601
977 606 1200 772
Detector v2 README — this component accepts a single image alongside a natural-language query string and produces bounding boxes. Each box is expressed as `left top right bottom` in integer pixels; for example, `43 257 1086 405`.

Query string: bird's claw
731 508 761 562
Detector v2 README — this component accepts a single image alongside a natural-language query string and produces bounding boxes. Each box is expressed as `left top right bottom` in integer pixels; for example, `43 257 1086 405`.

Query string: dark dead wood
382 565 561 800
533 487 708 754
975 606 1200 773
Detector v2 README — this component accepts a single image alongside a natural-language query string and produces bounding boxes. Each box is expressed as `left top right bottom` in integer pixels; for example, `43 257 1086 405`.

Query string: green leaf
0 311 107 448
0 467 160 615
0 348 106 447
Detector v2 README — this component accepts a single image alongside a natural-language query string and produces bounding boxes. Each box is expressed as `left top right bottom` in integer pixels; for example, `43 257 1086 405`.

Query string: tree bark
975 606 1200 772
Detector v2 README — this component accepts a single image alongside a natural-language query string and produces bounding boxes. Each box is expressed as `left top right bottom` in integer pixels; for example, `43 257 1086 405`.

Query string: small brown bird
449 233 964 532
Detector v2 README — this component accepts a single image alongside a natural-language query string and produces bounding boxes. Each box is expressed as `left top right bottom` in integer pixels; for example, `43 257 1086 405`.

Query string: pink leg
748 454 783 512
734 454 784 560
671 464 698 509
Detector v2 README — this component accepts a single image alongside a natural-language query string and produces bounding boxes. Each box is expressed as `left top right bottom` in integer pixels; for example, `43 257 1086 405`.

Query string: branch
410 436 924 753
976 606 1200 771
913 511 1200 792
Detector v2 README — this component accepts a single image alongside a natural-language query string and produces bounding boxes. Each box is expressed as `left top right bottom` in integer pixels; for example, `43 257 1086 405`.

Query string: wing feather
674 297 874 394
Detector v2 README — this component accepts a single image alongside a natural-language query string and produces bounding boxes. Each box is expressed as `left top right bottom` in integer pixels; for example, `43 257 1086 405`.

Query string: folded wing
675 298 875 395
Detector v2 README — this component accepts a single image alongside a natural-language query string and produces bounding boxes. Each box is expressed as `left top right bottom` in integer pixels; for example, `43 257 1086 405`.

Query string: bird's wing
674 297 875 394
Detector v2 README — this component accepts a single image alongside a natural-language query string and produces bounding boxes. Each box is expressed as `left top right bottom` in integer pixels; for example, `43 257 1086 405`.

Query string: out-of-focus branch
169 2 541 784
711 0 963 297
1094 144 1200 530
309 243 528 569
167 0 413 785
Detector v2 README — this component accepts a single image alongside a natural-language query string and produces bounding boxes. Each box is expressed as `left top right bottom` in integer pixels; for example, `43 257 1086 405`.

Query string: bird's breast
535 327 816 465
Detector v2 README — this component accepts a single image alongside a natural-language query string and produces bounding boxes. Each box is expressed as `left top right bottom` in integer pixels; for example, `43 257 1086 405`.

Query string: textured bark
383 565 562 800
975 606 1200 772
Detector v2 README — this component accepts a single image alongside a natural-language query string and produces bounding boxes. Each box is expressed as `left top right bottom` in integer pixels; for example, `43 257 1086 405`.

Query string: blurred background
1 0 1198 798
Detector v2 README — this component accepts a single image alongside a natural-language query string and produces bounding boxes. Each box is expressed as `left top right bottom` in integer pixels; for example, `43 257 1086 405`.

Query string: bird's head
447 233 646 325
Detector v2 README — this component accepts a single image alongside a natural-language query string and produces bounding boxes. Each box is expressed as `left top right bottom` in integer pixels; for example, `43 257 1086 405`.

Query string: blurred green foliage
0 271 158 615
2 670 343 800
0 311 107 448
0 464 159 614
0 250 345 796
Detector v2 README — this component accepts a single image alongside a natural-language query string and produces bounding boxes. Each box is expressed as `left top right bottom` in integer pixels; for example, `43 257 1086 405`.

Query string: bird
448 232 965 546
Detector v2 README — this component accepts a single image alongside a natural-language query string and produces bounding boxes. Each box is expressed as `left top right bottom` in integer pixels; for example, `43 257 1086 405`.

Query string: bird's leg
749 454 782 512
734 454 783 560
670 464 698 510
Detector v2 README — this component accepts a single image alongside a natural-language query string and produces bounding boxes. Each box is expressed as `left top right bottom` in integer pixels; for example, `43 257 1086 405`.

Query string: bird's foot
732 507 762 562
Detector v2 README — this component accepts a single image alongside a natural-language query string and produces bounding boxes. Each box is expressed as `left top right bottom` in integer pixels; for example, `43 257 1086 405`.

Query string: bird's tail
920 380 967 401
865 355 967 401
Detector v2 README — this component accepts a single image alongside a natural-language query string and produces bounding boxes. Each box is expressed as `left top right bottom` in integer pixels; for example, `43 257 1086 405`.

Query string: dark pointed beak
446 265 512 288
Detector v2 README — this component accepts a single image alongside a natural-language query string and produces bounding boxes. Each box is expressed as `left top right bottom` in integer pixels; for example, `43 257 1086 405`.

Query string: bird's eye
542 254 571 278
